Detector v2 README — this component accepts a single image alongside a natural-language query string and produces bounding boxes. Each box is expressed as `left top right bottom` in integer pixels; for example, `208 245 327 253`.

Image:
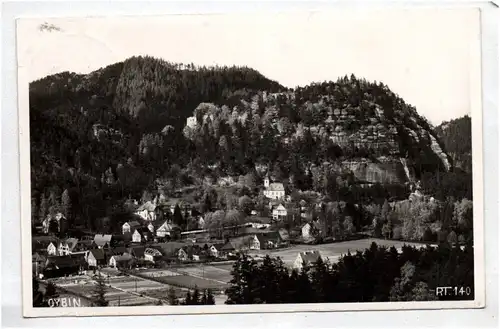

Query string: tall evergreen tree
167 286 179 305
91 273 109 307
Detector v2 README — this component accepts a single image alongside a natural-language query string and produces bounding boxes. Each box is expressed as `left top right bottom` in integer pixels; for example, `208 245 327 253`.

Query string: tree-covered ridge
184 74 450 184
434 115 472 173
29 55 469 234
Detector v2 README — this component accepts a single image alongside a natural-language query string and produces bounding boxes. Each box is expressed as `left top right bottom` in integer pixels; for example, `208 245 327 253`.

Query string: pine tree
200 289 208 305
183 291 192 305
39 194 48 224
32 278 45 307
173 204 184 228
191 286 201 305
206 289 215 305
167 286 179 305
225 253 260 304
91 273 109 307
44 281 59 301
61 189 72 221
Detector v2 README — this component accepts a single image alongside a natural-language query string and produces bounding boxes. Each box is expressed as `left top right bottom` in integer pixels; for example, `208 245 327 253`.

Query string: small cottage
293 250 322 271
86 249 107 268
122 220 141 235
135 201 157 221
132 228 150 243
144 247 163 263
109 254 133 268
47 242 58 256
272 204 287 220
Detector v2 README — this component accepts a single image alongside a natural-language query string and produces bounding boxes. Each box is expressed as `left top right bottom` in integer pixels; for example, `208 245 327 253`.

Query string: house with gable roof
47 242 58 256
293 250 322 271
272 204 288 220
93 234 113 249
86 249 107 268
135 201 157 221
132 227 151 243
144 247 163 263
109 253 133 268
58 238 79 256
122 220 141 235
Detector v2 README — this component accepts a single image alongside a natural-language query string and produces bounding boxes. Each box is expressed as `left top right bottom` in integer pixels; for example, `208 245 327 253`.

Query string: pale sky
17 9 481 125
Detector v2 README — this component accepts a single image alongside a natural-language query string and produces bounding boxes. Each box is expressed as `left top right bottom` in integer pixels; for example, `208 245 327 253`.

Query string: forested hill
30 55 464 230
434 115 472 173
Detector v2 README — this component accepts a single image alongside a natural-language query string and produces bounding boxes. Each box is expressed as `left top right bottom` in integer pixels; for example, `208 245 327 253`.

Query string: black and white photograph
17 8 485 317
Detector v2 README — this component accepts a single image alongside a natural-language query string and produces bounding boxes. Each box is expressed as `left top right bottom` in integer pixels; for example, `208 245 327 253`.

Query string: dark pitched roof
299 250 322 264
89 249 106 260
256 231 281 245
210 243 225 251
125 220 141 228
110 246 127 255
63 238 79 250
134 227 150 235
46 255 81 268
221 241 236 251
93 234 112 247
154 242 188 255
127 246 145 258
111 254 133 262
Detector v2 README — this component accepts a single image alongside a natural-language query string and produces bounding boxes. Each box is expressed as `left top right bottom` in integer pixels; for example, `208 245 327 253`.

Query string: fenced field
152 274 229 291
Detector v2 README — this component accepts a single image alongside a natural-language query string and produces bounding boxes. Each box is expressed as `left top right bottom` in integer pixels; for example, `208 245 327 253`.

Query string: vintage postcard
17 8 485 318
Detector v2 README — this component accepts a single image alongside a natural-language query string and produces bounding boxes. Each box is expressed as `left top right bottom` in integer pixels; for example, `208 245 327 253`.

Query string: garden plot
138 269 181 278
154 275 229 291
176 265 233 284
107 275 166 293
61 283 153 306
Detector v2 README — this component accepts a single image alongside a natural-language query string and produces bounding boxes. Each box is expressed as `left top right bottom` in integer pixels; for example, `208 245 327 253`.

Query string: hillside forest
30 56 473 245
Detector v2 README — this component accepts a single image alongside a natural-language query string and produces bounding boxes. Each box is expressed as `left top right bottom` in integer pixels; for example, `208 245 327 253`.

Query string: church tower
264 175 270 188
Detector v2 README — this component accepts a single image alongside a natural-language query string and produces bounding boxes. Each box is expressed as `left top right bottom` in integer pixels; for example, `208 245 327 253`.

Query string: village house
263 175 286 200
43 255 86 279
147 222 156 234
301 221 322 241
132 227 151 243
293 250 322 271
278 228 290 243
223 235 261 253
272 204 288 221
32 252 47 277
86 249 107 268
144 247 163 263
47 242 58 256
109 253 133 268
42 213 66 234
155 221 177 238
208 243 225 258
177 248 189 261
135 201 157 221
122 220 141 235
58 238 79 256
256 232 282 250
93 234 113 249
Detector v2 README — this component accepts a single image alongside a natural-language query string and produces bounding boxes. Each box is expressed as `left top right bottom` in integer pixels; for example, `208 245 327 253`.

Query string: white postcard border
15 6 487 318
